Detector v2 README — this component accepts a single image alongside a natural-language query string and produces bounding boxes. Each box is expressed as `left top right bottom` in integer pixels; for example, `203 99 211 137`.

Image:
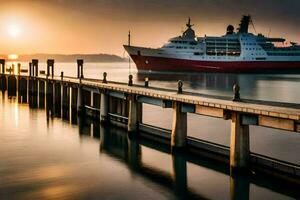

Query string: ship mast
128 30 131 75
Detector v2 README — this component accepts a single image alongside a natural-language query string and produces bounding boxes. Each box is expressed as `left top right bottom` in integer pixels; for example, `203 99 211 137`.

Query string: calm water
0 62 300 199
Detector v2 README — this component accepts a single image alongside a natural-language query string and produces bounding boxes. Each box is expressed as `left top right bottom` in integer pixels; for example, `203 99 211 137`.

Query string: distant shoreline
0 53 127 63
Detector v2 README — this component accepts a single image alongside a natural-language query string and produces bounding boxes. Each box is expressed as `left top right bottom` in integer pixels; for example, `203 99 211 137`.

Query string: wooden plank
258 116 294 131
195 105 224 118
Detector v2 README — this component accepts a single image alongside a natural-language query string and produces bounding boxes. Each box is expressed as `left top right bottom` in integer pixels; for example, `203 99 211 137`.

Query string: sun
7 24 21 38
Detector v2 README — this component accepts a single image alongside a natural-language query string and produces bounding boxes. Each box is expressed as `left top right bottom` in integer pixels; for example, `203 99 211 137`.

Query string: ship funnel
238 15 251 33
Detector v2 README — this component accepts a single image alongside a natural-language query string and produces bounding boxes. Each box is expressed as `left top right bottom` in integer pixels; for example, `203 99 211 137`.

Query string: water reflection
76 117 299 200
137 72 300 103
1 90 299 199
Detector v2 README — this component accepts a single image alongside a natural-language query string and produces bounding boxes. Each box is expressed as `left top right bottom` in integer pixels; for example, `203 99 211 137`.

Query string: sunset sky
0 0 299 56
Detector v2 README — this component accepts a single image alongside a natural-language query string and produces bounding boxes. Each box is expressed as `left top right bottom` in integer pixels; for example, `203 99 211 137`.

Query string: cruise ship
124 15 300 73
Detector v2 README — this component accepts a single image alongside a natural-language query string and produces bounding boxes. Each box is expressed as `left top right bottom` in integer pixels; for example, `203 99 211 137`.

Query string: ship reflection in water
136 71 300 103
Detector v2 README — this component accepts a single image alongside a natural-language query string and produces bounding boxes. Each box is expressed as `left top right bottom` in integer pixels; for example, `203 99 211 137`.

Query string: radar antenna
186 17 194 28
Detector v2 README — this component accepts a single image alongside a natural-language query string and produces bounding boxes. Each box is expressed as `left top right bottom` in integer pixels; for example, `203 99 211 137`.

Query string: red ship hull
130 55 300 73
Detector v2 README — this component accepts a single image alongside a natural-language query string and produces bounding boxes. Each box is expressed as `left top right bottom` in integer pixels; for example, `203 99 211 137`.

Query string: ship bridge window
190 41 197 45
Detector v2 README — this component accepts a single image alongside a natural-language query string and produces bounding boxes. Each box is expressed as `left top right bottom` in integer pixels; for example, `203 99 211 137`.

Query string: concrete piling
45 80 53 115
18 77 28 103
77 85 84 114
70 87 78 123
172 152 187 197
230 112 250 172
0 75 7 91
54 82 61 116
171 102 187 148
128 94 138 133
100 92 109 123
7 75 17 97
0 59 5 74
29 78 38 108
38 80 45 108
62 84 70 119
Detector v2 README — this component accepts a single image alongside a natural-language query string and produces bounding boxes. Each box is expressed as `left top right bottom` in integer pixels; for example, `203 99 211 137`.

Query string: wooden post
128 94 138 133
47 59 54 78
32 59 38 77
0 59 5 74
230 112 250 171
171 102 187 148
77 59 84 79
100 92 108 123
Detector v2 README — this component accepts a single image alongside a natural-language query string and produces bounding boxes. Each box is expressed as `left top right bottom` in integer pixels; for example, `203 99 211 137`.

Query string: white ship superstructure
124 15 300 72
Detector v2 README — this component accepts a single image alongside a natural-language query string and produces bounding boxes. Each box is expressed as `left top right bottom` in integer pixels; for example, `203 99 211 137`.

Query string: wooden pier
0 59 299 183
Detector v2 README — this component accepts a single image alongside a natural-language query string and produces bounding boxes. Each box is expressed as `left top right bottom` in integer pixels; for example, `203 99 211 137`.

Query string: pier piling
100 92 109 123
230 112 250 172
7 75 17 97
128 94 138 133
38 80 45 108
0 59 5 74
171 102 187 148
18 77 28 103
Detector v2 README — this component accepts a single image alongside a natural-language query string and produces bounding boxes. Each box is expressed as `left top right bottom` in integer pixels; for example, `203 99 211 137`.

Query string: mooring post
0 59 5 74
232 83 241 101
102 72 107 83
77 59 84 79
230 112 250 172
177 80 183 94
100 91 109 123
128 94 138 133
128 75 133 86
32 59 38 77
171 101 187 148
144 77 149 87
